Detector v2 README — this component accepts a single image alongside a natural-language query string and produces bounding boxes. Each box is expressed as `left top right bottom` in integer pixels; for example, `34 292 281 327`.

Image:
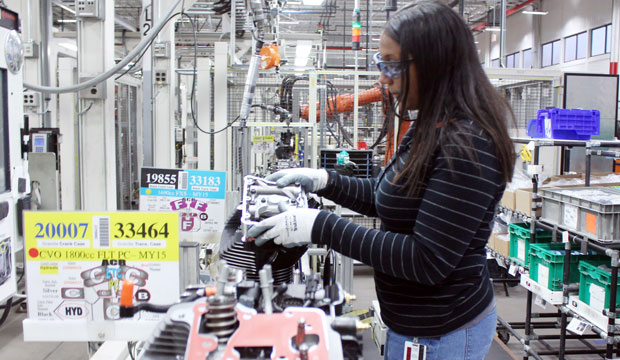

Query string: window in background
565 34 577 62
506 54 514 68
577 32 587 59
523 48 532 68
606 24 613 54
506 52 520 68
552 40 561 65
491 58 500 68
514 52 520 68
592 24 611 56
542 42 552 67
542 40 560 67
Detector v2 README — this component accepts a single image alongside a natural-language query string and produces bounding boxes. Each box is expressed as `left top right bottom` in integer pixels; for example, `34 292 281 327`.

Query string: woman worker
247 1 515 359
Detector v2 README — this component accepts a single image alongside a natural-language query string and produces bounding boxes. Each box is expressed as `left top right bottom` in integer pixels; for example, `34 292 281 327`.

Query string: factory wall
476 0 613 73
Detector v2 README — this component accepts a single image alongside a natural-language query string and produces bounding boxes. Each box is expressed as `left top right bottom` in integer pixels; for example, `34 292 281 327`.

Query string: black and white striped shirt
312 119 504 337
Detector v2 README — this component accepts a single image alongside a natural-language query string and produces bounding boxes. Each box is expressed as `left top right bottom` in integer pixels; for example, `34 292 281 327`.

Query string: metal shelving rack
499 138 620 359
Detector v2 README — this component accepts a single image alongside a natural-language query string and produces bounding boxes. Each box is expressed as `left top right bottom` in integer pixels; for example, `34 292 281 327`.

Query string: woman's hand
246 208 320 248
265 168 329 192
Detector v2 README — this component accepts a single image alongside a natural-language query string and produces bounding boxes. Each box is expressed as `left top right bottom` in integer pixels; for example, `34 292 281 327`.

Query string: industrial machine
121 260 364 360
0 5 29 307
119 177 364 360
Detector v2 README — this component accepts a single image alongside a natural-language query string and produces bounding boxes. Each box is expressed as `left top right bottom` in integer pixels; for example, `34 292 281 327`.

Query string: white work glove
265 168 329 193
246 208 320 248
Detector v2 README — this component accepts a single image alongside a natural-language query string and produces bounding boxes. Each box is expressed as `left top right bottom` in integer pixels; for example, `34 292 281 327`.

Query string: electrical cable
77 101 95 116
325 80 354 147
0 296 24 309
116 9 193 81
127 342 136 360
24 0 183 94
0 298 12 328
181 12 238 135
114 38 151 80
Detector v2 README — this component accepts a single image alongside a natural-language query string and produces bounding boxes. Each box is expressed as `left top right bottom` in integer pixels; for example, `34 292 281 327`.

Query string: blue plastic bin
526 108 600 140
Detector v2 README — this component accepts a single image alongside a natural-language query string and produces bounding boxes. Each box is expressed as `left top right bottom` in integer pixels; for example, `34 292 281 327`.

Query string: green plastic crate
508 223 553 267
578 259 620 313
529 243 605 291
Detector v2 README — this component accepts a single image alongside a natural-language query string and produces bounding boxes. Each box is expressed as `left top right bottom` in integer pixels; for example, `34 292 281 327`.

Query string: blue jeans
384 307 497 360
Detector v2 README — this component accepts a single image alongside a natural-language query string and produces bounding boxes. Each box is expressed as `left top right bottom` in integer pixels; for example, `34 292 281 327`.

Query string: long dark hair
386 0 515 196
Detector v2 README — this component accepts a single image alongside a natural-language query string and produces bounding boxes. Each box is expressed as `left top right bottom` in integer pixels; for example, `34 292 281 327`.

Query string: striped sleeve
311 136 501 285
316 170 378 217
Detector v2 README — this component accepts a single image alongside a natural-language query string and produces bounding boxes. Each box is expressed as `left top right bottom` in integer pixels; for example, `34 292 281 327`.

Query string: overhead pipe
500 0 506 66
39 0 52 126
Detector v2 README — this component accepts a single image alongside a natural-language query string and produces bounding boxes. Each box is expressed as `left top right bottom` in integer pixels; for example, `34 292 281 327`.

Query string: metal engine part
137 261 364 360
240 175 308 236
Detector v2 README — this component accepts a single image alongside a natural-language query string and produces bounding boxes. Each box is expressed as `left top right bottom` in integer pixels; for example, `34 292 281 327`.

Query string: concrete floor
0 264 607 359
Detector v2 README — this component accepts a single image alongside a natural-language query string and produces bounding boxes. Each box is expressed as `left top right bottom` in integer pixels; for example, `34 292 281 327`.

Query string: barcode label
179 171 188 190
93 216 110 249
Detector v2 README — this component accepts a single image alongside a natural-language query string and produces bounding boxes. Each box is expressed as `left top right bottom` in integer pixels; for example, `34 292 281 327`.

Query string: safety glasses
372 52 413 79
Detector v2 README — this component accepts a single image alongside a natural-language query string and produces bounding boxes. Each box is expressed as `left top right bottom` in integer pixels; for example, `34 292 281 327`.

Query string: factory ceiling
49 0 537 67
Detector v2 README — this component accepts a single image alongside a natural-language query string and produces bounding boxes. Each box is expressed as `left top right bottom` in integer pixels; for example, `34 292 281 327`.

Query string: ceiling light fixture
302 0 325 5
522 10 548 15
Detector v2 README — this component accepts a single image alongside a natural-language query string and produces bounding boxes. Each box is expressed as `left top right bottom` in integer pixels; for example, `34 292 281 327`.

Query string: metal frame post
585 145 592 186
39 0 52 127
213 42 228 173
196 58 212 170
309 71 318 168
524 144 541 360
77 0 117 210
152 0 178 169
607 252 619 359
499 0 507 67
141 0 154 167
57 57 78 209
558 240 572 358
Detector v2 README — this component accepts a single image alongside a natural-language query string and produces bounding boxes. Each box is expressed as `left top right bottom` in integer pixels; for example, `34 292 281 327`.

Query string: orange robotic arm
299 87 384 120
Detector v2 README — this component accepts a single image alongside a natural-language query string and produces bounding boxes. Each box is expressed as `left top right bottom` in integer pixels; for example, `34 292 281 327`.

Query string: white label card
517 239 526 262
562 231 569 243
403 341 426 360
508 264 517 276
589 283 606 312
563 205 579 230
535 295 547 309
538 264 549 289
567 318 591 335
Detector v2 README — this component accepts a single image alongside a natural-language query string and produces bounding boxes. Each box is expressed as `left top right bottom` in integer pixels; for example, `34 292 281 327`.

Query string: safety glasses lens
373 53 402 79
